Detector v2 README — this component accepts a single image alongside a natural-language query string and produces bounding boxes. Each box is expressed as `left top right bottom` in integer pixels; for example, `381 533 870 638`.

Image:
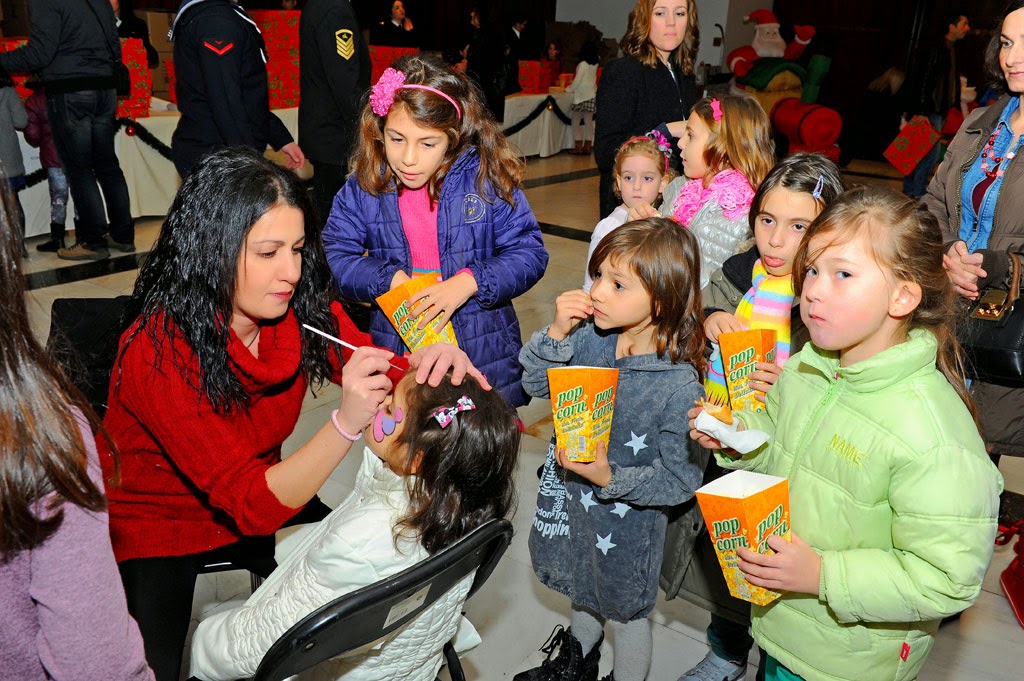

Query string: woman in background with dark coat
594 0 699 217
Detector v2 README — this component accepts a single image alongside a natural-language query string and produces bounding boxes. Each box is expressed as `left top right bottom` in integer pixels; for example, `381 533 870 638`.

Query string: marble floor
22 153 1024 680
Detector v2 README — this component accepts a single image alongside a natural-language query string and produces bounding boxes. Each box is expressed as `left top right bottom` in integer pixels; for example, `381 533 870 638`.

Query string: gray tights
571 604 652 681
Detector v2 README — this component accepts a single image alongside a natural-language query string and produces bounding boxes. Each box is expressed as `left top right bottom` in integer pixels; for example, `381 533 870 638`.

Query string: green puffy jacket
721 329 1002 681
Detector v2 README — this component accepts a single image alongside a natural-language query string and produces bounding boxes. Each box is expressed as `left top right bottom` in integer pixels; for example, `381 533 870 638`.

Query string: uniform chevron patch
336 29 354 59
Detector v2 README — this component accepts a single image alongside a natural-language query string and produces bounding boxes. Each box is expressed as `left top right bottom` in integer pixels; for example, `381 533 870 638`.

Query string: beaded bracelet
330 409 362 442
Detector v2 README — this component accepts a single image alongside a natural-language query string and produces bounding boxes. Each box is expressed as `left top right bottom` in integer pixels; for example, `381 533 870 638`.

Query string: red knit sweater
98 304 407 562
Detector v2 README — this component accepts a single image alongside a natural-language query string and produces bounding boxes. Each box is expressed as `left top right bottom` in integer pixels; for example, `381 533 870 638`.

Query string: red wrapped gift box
0 38 32 101
118 38 152 119
884 115 940 175
165 59 177 103
249 10 300 51
518 60 546 94
267 54 300 108
368 45 419 83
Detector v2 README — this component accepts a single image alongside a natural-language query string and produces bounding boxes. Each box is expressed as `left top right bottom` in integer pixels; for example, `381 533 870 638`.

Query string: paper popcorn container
696 470 790 605
374 274 459 353
547 367 619 463
719 329 777 413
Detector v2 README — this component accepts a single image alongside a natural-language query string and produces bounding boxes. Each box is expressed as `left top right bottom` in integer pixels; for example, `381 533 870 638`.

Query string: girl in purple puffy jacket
323 54 548 408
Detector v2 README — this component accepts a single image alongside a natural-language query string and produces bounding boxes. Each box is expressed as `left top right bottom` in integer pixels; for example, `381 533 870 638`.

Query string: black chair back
251 518 513 681
46 296 133 418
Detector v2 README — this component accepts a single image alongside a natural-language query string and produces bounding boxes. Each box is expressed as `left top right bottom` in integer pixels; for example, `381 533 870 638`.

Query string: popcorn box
719 329 776 413
375 274 459 353
696 470 790 605
547 367 618 463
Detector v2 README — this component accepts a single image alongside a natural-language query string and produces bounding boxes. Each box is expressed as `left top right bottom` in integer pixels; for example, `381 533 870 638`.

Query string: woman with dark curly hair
100 148 486 681
594 0 699 217
922 0 1024 466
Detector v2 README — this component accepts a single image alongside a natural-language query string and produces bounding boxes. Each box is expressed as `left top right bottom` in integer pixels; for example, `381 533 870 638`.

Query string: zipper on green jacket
786 369 843 481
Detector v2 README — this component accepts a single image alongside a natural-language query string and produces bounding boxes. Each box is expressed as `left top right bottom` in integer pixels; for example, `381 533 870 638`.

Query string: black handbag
958 252 1024 386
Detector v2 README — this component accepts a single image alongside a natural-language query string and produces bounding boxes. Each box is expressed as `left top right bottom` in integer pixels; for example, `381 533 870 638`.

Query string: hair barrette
710 98 723 122
370 67 463 119
432 395 476 428
811 175 825 200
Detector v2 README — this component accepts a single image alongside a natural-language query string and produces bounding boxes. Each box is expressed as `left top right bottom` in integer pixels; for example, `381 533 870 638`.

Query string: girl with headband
630 95 776 290
323 54 548 410
583 132 676 292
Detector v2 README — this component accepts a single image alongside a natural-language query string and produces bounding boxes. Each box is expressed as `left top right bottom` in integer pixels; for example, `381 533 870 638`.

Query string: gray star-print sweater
519 322 706 621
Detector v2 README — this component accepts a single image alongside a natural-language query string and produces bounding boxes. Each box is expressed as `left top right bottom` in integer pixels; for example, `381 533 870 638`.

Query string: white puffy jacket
190 449 480 681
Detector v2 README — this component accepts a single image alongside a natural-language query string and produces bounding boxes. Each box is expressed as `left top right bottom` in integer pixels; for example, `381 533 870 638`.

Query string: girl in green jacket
689 186 1003 681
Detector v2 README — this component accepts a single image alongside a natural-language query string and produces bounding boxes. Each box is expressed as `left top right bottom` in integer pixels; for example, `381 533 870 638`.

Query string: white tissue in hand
694 410 770 454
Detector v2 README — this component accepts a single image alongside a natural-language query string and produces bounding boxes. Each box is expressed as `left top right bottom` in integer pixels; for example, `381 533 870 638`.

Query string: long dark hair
393 375 519 554
588 217 706 375
351 54 524 205
793 186 980 432
0 182 106 558
986 1 1024 94
118 148 343 413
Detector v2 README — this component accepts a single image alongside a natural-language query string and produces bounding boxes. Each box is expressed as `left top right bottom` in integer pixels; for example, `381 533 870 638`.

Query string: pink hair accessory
432 395 476 428
370 67 463 119
622 131 672 173
710 98 723 122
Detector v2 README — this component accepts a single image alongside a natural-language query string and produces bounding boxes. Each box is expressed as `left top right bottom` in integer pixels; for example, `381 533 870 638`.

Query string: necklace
245 330 260 348
980 125 1020 178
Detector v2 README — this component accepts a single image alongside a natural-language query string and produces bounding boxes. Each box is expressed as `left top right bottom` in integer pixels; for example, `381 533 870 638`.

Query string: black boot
36 222 66 253
513 626 601 681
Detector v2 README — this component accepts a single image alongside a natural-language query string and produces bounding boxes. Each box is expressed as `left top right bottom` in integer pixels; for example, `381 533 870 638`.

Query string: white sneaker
678 651 747 681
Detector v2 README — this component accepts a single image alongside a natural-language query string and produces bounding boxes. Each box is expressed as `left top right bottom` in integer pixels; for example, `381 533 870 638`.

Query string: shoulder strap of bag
1010 252 1022 306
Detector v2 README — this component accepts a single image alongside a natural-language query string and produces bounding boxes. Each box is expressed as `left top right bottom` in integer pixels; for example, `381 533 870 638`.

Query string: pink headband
710 98 723 122
623 130 672 173
370 67 462 119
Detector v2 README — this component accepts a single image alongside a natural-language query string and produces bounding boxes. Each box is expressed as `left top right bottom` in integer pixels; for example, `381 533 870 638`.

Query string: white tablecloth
21 107 299 237
503 92 574 158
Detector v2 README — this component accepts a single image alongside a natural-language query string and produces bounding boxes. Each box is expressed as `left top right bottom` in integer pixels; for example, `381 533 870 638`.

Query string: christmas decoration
726 9 816 78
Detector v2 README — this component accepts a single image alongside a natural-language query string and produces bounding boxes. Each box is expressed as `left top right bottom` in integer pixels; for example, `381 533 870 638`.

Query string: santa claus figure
727 9 816 77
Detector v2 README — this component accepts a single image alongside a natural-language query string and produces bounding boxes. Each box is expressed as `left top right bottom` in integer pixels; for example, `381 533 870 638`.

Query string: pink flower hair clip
432 395 476 428
710 98 723 122
370 67 463 119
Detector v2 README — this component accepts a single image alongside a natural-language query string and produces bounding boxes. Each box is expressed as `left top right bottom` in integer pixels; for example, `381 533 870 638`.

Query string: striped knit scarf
705 259 795 403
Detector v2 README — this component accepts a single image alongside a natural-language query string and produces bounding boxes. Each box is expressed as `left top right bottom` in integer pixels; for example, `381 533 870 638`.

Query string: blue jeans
47 89 133 247
902 113 945 199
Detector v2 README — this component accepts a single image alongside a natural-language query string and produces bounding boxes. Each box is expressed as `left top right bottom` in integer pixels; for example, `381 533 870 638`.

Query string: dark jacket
594 55 697 174
322 149 549 407
370 19 417 48
520 322 706 622
905 39 960 117
24 90 60 168
922 95 1024 456
0 0 120 92
298 0 370 166
661 246 810 616
170 0 293 173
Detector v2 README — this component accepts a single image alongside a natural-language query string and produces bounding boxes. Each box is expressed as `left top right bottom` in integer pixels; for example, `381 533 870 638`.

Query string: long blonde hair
793 186 981 433
690 95 775 188
620 0 699 75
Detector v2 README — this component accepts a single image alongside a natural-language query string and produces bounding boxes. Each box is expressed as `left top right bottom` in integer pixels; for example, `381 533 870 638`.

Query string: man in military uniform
299 0 370 226
170 0 305 177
